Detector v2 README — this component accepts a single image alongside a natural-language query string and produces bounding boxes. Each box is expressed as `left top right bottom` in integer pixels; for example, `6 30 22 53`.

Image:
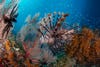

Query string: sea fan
16 13 41 63
22 38 56 65
0 0 5 13
40 44 57 63
17 13 40 48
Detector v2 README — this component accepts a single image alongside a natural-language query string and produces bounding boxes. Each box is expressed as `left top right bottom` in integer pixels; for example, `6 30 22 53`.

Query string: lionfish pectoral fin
63 13 69 17
37 28 44 37
12 18 17 22
14 13 18 18
2 31 5 38
2 27 7 38
10 3 18 17
5 30 9 39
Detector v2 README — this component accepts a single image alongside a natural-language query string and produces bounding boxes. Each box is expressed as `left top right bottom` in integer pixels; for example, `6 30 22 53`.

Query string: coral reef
0 1 99 66
65 27 100 66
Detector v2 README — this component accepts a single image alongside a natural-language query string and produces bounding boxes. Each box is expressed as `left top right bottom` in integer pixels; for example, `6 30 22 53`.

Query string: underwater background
0 0 100 67
13 0 100 34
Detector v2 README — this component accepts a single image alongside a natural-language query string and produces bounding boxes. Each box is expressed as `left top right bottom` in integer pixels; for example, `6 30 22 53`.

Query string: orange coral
0 40 40 67
65 28 100 64
5 40 11 51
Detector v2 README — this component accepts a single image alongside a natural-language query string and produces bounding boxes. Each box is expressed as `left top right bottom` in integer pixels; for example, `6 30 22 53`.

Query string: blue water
11 0 100 34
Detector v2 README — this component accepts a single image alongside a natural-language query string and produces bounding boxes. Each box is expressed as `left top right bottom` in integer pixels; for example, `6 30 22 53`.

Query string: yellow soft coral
5 40 11 51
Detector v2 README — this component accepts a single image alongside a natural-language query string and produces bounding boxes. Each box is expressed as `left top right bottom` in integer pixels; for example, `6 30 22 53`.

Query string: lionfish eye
55 28 57 31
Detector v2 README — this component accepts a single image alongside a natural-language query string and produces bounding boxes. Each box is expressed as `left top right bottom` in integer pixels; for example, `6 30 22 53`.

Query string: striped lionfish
2 2 18 38
38 12 74 55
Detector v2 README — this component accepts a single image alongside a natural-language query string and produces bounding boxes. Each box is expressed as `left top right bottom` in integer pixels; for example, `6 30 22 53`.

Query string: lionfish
2 3 18 38
38 12 74 55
